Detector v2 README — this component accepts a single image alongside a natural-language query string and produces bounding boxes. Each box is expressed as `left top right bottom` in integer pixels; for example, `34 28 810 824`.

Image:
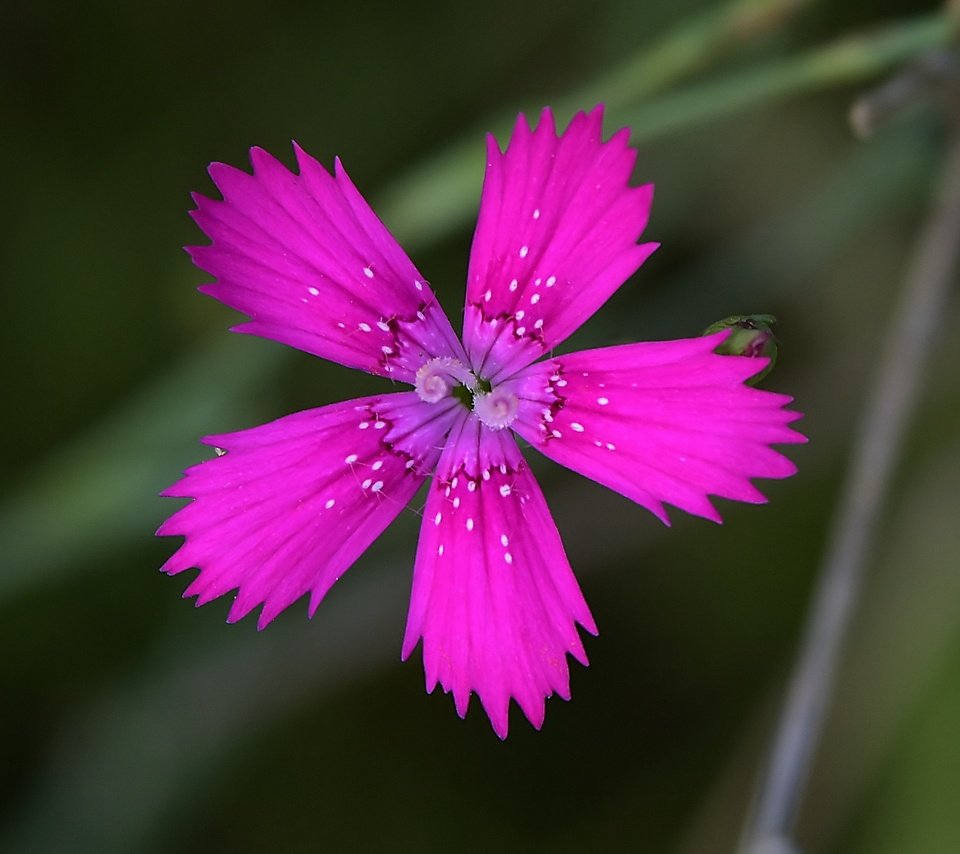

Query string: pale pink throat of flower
415 355 521 431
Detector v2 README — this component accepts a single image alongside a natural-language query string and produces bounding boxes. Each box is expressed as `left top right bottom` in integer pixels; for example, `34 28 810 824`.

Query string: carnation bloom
159 106 804 738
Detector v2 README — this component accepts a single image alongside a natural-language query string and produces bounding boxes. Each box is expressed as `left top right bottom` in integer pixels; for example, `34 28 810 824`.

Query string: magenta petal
189 146 465 382
509 333 806 524
463 106 657 380
158 393 459 629
402 421 596 739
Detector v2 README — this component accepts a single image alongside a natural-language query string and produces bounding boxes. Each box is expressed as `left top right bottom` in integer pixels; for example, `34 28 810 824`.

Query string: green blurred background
3 0 959 851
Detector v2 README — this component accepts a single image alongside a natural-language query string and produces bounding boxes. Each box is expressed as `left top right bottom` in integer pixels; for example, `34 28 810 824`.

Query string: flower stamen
472 386 520 430
415 357 475 404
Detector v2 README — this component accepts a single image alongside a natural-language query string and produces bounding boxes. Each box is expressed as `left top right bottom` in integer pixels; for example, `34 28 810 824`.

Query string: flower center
415 356 519 430
471 386 520 430
415 357 475 403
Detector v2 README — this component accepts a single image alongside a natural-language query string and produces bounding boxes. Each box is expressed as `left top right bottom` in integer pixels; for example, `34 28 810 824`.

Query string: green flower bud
703 314 779 385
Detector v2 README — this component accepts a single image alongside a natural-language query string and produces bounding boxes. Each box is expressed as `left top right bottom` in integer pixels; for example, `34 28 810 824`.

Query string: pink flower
159 106 804 738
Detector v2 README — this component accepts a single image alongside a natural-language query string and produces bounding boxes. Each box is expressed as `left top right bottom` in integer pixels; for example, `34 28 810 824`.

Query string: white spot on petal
414 279 423 291
519 245 529 258
499 485 511 497
606 442 617 451
530 293 540 305
533 208 540 219
308 287 320 296
371 480 384 493
453 497 460 508
438 544 444 556
358 322 372 332
500 534 509 547
570 422 584 432
363 266 374 278
377 321 390 332
374 421 386 430
359 421 370 430
466 518 474 531
362 478 372 489
325 498 335 509
435 512 442 526
598 396 609 405
371 460 384 471
509 279 518 292
546 275 556 287
484 290 492 302
504 552 513 565
345 454 358 464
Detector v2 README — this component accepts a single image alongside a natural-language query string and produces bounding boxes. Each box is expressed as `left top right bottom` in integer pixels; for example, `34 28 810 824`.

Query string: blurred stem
739 108 960 853
382 10 951 247
564 0 822 112
380 0 818 247
625 14 954 143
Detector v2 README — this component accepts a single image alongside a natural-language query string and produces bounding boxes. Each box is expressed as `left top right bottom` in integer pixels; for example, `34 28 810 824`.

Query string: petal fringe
190 146 465 381
402 423 595 738
509 333 806 524
158 393 459 628
463 106 657 380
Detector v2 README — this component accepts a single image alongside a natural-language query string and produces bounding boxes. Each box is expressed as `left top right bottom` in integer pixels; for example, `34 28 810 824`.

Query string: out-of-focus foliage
2 0 958 851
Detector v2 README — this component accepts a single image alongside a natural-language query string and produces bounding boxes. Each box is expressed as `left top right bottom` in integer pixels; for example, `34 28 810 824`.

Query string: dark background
3 0 959 851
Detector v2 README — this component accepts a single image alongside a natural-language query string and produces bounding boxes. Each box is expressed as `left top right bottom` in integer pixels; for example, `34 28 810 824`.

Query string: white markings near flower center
438 544 444 556
325 499 336 509
377 321 390 332
358 322 371 332
371 481 384 493
466 518 474 531
519 245 529 258
371 460 383 471
359 421 369 430
374 421 386 429
362 478 372 489
570 422 584 432
435 512 442 526
500 534 509 547
509 279 518 292
530 293 540 304
533 208 540 219
598 397 609 406
363 266 374 278
499 485 511 497
344 454 358 464
308 287 319 296
504 552 513 565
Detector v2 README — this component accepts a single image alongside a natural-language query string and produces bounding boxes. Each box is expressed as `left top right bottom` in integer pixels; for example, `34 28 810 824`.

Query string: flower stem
739 89 960 854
